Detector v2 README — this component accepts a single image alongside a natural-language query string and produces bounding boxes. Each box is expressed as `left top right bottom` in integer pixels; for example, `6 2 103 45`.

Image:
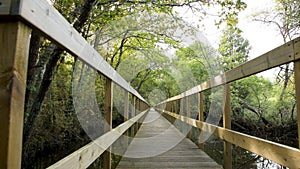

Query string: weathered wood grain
198 92 204 149
222 84 231 169
295 38 300 60
0 21 31 169
104 79 113 169
294 60 300 148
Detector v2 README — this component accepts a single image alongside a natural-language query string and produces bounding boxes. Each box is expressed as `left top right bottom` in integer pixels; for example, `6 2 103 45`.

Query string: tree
174 41 218 84
218 26 251 71
253 0 300 42
253 0 300 124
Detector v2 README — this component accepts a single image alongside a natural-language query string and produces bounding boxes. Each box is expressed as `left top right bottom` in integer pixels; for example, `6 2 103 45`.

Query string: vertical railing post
124 91 129 121
198 92 204 149
176 100 179 114
103 78 113 169
131 96 136 136
135 98 139 131
141 101 145 112
294 60 300 148
124 91 129 146
186 96 191 138
0 22 31 169
165 102 168 111
180 98 183 115
133 96 136 117
136 98 139 113
141 101 144 112
223 84 232 169
138 99 141 113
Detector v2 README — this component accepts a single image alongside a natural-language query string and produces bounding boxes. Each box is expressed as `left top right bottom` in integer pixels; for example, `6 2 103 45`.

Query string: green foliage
23 56 91 168
218 26 251 71
175 41 220 79
274 0 300 40
53 0 84 23
231 76 273 119
215 0 247 26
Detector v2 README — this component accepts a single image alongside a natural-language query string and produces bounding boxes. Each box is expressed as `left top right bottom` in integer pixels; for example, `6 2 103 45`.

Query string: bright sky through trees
177 0 282 57
176 0 283 79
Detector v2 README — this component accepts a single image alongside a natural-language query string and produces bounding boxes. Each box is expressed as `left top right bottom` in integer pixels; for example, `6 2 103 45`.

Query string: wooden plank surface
117 109 222 169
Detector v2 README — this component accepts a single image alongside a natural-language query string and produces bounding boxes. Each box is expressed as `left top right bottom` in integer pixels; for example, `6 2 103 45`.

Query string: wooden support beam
174 101 176 113
0 21 31 169
223 84 232 169
135 98 139 131
132 96 136 117
124 91 129 121
198 92 204 149
103 78 113 169
138 99 141 113
186 96 191 138
131 96 136 137
294 60 300 148
124 91 129 146
175 100 179 114
180 99 184 115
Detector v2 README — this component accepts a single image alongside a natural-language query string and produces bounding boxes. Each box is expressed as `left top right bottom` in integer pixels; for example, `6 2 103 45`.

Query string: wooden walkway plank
117 109 222 169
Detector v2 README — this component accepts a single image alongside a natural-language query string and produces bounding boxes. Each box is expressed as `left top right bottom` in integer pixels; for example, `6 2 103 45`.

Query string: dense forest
22 0 300 168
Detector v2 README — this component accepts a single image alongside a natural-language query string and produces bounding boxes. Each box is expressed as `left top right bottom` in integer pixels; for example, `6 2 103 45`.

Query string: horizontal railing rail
0 0 146 103
47 110 148 169
162 37 299 102
0 0 149 169
156 36 300 169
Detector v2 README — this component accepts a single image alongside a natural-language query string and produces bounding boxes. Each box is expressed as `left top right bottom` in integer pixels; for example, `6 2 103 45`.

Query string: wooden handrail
161 37 300 103
47 110 148 169
0 0 146 103
157 36 300 169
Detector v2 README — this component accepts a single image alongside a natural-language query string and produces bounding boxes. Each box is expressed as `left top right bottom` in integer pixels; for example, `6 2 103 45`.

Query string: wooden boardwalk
117 109 222 169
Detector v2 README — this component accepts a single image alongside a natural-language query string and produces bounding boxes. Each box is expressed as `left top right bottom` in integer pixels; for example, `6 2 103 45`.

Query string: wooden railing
0 1 149 169
156 36 300 169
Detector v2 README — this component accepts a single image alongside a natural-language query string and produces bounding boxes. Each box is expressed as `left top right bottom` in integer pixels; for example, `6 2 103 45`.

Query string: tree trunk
24 31 42 113
23 46 64 145
278 63 290 125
